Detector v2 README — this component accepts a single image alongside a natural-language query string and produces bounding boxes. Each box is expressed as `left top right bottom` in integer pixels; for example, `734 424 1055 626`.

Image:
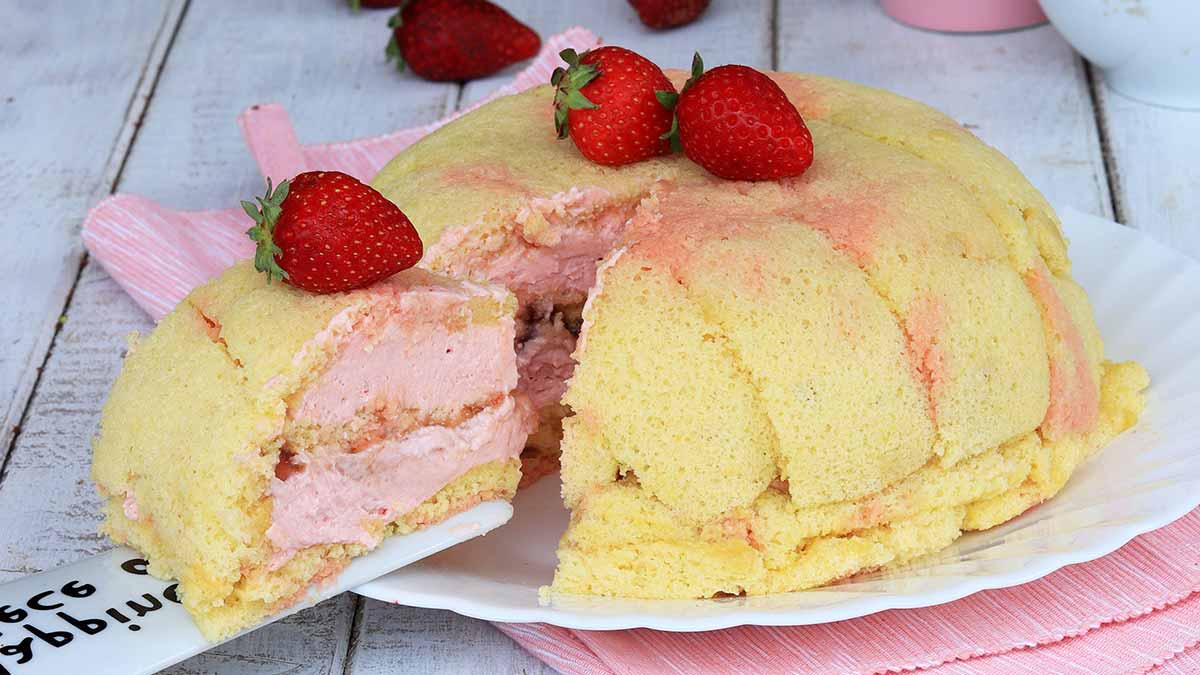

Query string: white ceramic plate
355 208 1200 631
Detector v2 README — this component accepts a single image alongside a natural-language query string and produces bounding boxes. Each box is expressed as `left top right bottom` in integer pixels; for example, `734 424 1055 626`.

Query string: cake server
0 500 512 675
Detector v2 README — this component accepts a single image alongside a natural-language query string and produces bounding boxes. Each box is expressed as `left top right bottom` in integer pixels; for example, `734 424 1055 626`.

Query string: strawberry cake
370 70 1148 599
91 262 534 639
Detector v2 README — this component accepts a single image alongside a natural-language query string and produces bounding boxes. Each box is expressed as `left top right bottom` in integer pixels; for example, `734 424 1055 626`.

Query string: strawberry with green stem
667 52 815 181
243 178 290 283
552 46 678 166
243 171 423 294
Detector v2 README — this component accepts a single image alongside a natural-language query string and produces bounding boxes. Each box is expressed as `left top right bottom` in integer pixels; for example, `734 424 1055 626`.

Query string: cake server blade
0 500 512 675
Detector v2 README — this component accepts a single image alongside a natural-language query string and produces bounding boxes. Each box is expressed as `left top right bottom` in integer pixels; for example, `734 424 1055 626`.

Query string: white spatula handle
0 500 512 675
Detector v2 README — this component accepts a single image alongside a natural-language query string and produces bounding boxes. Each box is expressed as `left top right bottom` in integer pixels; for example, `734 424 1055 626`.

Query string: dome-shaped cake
372 71 1148 598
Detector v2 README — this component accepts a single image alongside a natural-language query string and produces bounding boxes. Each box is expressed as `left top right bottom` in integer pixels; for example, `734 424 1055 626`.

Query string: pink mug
881 0 1047 33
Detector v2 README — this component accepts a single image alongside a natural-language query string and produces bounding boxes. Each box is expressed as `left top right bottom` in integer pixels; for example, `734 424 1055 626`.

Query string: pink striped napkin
83 26 601 320
80 26 1200 675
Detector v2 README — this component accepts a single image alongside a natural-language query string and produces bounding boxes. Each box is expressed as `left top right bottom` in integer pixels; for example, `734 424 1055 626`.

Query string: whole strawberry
552 46 677 166
243 171 423 294
671 54 814 181
385 0 540 82
628 0 711 29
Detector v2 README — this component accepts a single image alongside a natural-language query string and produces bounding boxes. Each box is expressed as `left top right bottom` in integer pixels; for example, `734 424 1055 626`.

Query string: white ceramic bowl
1041 0 1200 109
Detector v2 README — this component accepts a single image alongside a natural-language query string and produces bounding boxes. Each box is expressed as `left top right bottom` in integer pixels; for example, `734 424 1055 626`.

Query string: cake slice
91 261 534 639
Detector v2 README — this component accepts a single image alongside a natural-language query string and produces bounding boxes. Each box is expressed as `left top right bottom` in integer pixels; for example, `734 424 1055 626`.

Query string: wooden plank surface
115 1 457 209
346 602 555 675
0 266 148 581
459 0 774 107
0 0 185 475
1092 77 1200 260
777 0 1111 216
9 0 1200 672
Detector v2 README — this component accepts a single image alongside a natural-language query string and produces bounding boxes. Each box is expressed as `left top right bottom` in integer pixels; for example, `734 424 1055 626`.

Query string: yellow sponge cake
371 70 1148 600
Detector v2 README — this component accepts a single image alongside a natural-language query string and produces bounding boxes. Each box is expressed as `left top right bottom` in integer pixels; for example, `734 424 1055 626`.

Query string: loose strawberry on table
670 53 814 181
385 0 540 82
243 171 423 294
552 46 678 166
628 0 711 29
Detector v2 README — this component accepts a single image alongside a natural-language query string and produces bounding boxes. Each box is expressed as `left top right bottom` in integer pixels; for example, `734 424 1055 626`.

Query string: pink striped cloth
80 26 1200 675
496 511 1200 674
83 27 601 320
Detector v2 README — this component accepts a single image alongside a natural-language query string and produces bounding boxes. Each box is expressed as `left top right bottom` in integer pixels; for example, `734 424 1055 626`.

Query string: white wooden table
2 1 1197 672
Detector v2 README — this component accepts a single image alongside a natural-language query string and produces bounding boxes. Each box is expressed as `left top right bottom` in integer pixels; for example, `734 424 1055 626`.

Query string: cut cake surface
92 263 533 638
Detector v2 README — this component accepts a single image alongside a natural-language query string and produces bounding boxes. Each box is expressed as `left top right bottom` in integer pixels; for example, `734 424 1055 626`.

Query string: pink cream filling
427 188 640 419
289 283 518 428
516 318 577 410
267 396 534 565
427 189 643 420
428 188 633 308
266 276 533 565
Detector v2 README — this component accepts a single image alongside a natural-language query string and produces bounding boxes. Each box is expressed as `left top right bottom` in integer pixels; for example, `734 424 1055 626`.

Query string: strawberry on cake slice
91 172 535 640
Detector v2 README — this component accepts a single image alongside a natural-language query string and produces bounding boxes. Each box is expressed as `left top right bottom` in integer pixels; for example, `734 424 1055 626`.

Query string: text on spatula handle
0 558 176 674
